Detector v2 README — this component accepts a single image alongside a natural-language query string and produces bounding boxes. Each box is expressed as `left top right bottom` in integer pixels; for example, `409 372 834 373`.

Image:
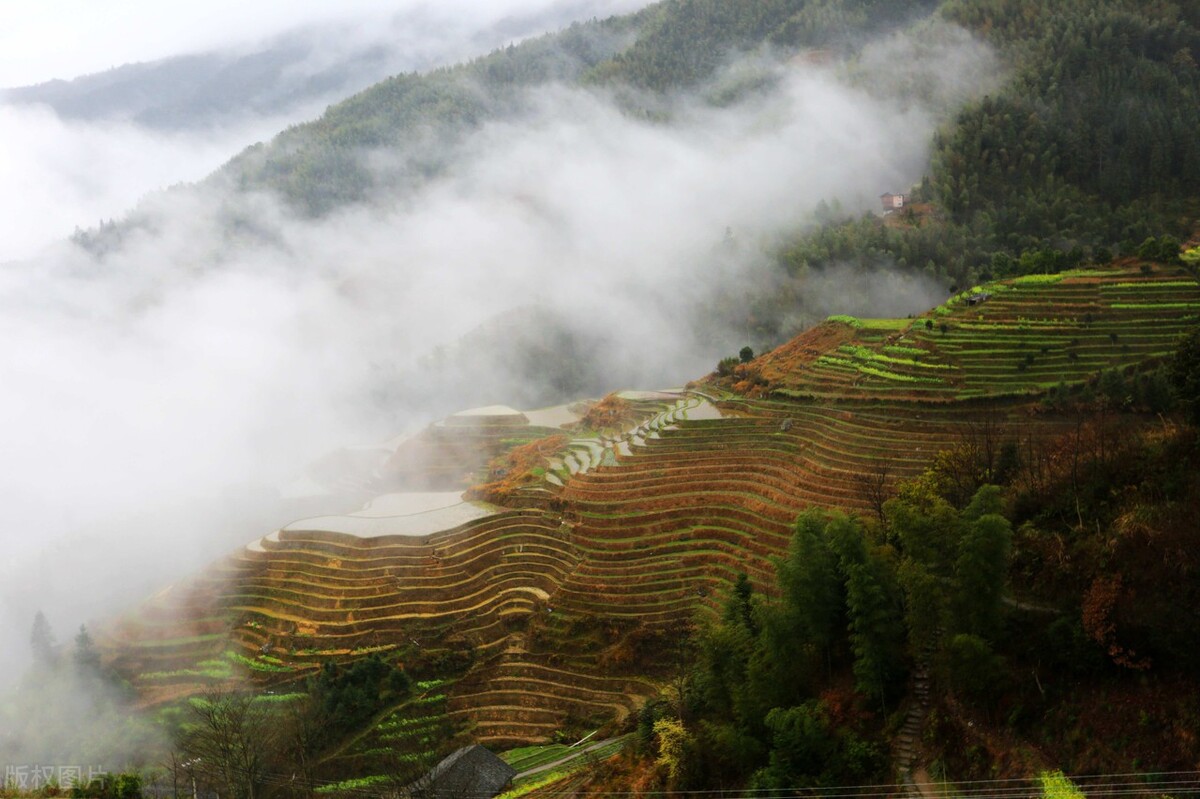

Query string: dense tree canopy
1169 326 1200 426
667 485 1013 791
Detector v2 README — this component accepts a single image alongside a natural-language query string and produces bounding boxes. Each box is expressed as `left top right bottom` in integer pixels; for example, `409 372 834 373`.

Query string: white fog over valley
0 0 654 262
0 0 1000 698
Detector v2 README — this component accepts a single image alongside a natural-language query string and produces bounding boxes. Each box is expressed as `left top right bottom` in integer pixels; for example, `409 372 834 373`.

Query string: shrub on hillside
1169 327 1200 426
71 774 142 799
1137 236 1182 264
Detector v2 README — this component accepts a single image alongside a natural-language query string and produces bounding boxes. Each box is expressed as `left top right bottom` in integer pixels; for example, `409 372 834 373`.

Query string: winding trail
912 767 941 799
896 638 938 799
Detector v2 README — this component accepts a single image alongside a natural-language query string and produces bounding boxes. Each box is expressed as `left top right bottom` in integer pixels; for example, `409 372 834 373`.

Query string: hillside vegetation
777 0 1200 287
216 0 941 216
91 261 1200 795
15 0 1200 795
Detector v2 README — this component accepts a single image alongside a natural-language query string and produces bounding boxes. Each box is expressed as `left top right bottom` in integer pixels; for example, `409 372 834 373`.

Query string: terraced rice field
760 266 1199 400
320 679 464 789
500 736 631 797
382 414 569 491
104 265 1198 746
542 396 1078 639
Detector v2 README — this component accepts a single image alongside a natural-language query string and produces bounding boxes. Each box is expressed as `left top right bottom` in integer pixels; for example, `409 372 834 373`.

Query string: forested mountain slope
778 0 1200 288
88 261 1200 793
198 0 1200 355
173 0 940 217
8 0 1200 794
1 3 647 131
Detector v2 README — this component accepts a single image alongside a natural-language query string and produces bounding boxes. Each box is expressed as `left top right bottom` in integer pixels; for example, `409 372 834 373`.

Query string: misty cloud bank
0 660 164 773
0 105 313 263
0 0 654 89
0 0 655 263
0 21 998 693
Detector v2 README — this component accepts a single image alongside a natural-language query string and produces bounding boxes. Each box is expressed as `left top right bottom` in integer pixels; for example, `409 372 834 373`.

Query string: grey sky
0 0 655 263
0 0 650 87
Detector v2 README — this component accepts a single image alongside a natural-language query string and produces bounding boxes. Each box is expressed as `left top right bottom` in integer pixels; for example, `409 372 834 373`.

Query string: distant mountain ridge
215 0 938 215
2 34 395 130
1 0 652 131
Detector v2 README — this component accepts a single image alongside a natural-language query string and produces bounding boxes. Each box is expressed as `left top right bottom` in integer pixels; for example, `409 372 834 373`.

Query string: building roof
409 745 517 799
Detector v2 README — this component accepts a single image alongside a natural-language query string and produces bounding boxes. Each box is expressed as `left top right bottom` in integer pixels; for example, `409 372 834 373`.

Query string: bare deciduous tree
854 462 892 524
179 689 279 799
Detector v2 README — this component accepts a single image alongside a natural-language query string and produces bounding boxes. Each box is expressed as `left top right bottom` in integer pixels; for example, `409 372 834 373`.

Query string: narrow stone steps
896 638 941 799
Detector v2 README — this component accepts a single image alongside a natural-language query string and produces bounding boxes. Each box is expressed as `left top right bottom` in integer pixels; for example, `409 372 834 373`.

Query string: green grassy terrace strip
885 344 927 356
140 658 234 682
859 317 913 330
855 364 947 384
252 692 306 704
768 267 1200 400
314 775 392 794
226 650 296 673
839 345 952 370
500 736 631 797
501 743 574 771
105 265 1199 746
1011 273 1065 285
1100 280 1198 289
330 685 460 778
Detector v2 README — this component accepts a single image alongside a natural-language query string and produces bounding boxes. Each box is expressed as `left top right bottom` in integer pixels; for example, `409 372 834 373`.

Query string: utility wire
175 759 1200 799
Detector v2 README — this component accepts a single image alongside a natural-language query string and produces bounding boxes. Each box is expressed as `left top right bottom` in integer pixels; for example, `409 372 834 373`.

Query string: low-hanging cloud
0 25 998 697
0 0 653 88
1 0 656 263
0 659 166 772
0 105 317 263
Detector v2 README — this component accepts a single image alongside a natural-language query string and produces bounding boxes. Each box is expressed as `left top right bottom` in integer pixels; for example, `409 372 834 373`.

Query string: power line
177 757 1200 799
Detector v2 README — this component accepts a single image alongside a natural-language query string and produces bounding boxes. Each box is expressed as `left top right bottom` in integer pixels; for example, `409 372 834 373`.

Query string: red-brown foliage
573 394 639 433
467 434 569 504
1081 574 1152 670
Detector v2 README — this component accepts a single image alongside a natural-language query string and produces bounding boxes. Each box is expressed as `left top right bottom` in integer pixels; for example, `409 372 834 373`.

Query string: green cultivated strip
500 736 631 797
840 344 952 370
884 344 927 356
856 364 947 384
314 775 392 794
1011 273 1065 285
859 318 913 330
226 650 295 673
501 743 573 771
1100 280 1197 289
